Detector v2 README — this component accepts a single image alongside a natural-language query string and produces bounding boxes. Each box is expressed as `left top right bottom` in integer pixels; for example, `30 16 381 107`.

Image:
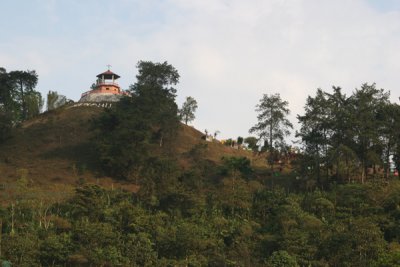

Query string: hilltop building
79 68 129 102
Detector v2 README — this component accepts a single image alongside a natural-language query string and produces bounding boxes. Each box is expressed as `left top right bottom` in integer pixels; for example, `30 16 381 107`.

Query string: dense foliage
250 93 293 152
46 91 67 111
250 93 293 170
2 63 400 266
2 172 400 266
92 61 180 179
297 84 400 186
0 67 43 142
179 96 198 125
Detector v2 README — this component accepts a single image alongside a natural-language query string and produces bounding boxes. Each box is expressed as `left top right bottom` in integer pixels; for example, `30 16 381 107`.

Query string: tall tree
348 83 389 183
0 68 41 141
93 61 180 179
0 68 14 141
250 93 293 169
0 68 12 108
297 89 333 185
25 91 43 119
9 70 38 121
179 96 198 125
131 61 180 147
325 87 355 182
376 102 400 178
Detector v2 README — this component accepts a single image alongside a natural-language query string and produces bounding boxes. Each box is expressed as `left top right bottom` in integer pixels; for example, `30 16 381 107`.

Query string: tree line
247 84 400 187
296 84 400 186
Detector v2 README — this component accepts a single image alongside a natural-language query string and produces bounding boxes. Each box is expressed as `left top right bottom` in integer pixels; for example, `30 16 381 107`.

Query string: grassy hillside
0 105 261 197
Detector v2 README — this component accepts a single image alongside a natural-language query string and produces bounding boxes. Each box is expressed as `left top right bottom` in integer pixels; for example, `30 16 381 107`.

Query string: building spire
107 64 112 70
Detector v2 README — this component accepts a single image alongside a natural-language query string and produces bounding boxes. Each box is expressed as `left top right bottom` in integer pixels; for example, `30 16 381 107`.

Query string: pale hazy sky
1 0 400 140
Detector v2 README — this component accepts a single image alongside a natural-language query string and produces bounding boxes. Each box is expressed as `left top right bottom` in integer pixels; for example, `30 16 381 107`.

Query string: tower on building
79 66 128 102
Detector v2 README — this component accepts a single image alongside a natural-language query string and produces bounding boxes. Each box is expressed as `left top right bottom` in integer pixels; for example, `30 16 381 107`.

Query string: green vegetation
2 175 400 266
244 136 259 152
297 84 400 186
0 67 43 142
46 91 67 111
92 61 180 180
250 93 293 170
179 96 198 125
2 63 400 266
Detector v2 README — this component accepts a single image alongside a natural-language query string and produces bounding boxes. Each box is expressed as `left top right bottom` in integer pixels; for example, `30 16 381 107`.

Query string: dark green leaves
92 61 180 179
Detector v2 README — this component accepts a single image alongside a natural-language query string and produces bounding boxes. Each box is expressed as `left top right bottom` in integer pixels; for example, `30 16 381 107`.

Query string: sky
2 0 400 141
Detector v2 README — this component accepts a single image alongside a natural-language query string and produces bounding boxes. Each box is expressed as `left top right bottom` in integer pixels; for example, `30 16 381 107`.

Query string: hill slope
0 105 257 189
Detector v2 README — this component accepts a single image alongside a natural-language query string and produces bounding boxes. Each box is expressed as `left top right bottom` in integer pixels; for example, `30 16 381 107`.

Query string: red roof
96 70 120 79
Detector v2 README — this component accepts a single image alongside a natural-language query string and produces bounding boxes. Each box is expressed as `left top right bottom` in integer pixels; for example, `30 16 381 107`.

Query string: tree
297 89 332 185
9 70 39 121
324 218 386 266
131 61 180 147
0 68 42 142
268 250 298 267
93 61 180 179
39 233 72 266
24 91 43 119
244 136 259 152
237 136 244 146
348 83 389 183
325 87 354 182
179 96 198 125
124 233 158 266
250 93 293 169
47 90 67 111
0 68 14 142
220 157 253 216
3 233 40 266
92 97 151 179
134 61 179 88
377 103 400 179
0 68 13 109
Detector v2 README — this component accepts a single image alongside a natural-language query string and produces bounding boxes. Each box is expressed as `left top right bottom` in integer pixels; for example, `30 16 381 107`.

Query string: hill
0 105 260 197
3 104 397 267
